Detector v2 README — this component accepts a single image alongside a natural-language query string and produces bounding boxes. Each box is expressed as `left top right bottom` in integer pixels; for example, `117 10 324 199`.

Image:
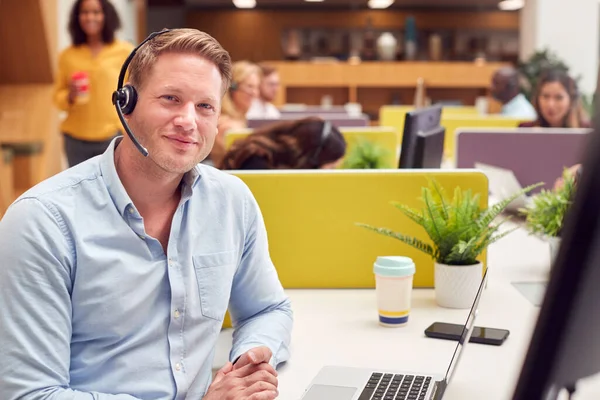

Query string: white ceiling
184 0 506 10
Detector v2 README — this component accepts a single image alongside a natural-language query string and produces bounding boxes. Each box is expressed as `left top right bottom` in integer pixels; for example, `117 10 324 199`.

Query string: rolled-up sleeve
228 187 293 368
0 198 141 400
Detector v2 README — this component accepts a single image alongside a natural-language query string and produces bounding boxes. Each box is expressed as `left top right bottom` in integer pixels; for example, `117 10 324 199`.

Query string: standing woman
53 0 133 167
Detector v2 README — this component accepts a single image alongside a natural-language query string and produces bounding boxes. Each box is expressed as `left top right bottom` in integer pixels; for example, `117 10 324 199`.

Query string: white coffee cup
374 256 416 327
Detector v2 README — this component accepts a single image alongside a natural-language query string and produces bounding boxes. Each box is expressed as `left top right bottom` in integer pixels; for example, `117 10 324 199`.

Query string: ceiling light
368 0 394 9
233 0 256 8
498 0 524 11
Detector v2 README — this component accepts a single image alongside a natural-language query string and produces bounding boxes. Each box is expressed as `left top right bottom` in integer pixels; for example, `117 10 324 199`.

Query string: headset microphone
112 29 172 157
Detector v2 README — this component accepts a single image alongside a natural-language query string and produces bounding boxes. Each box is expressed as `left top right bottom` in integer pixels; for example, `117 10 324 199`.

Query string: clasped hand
204 346 278 400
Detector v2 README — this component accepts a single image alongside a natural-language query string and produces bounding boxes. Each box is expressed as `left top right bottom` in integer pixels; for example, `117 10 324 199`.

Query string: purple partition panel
247 116 369 129
456 128 591 191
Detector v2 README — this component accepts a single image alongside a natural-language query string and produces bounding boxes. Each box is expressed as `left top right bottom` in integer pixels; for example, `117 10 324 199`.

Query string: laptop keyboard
357 373 432 400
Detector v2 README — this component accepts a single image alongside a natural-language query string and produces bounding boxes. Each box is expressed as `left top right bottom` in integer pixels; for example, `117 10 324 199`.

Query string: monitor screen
511 97 600 399
398 105 443 168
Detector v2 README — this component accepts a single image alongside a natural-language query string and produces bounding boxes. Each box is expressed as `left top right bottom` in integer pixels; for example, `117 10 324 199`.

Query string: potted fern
521 169 577 265
356 179 541 309
342 139 394 169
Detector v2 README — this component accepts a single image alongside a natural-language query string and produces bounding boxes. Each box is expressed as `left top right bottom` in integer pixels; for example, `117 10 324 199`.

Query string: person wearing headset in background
208 61 261 166
220 118 346 170
53 0 133 167
490 67 537 119
246 63 281 119
0 28 292 400
519 69 590 128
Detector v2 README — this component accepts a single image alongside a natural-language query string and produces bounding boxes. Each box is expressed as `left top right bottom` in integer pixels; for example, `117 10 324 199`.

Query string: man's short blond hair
128 28 232 95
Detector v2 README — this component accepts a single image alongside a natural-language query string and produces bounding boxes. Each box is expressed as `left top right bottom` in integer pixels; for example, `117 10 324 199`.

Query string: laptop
475 162 533 212
300 270 488 400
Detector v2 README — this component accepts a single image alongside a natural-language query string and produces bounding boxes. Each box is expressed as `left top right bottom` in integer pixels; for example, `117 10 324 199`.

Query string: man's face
260 72 280 102
128 52 223 174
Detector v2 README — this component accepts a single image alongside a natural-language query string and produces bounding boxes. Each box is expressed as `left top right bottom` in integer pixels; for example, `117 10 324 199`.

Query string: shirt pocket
192 251 237 321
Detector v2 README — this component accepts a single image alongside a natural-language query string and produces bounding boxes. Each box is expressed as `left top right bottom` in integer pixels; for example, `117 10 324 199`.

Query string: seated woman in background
519 69 590 128
208 61 261 166
219 118 347 170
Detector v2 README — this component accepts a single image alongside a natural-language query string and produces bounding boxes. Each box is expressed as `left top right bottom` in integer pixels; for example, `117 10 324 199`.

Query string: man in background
247 63 281 119
491 66 537 119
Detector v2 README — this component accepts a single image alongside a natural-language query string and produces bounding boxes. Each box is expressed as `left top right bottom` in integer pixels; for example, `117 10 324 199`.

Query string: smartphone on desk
424 322 510 346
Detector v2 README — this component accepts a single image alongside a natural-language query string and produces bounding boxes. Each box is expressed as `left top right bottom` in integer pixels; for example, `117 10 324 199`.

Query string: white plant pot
547 236 561 267
434 262 483 309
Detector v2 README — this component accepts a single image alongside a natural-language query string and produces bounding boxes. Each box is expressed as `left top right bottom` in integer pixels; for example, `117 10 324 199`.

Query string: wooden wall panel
0 0 55 83
186 9 519 62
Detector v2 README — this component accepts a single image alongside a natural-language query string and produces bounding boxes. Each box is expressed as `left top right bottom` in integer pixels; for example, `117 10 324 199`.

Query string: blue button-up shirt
0 138 293 400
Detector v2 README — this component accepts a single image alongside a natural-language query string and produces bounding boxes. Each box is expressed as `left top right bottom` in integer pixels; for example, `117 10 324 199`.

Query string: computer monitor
398 105 443 168
412 126 445 169
511 99 600 399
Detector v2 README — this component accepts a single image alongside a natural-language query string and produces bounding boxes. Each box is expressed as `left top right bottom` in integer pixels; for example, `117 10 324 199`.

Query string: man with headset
0 28 291 400
490 66 537 119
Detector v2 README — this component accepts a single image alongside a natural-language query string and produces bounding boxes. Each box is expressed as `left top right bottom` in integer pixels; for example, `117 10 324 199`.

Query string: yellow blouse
53 40 133 142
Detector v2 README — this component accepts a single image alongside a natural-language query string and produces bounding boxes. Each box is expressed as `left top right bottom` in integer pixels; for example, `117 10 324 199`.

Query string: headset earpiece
112 85 138 115
229 81 238 92
112 28 171 157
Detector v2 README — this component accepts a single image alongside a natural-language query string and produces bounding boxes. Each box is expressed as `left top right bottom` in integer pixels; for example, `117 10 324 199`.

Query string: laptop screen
443 269 489 384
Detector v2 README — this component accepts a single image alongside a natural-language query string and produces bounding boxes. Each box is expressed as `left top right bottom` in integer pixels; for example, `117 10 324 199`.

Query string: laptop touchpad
302 384 357 400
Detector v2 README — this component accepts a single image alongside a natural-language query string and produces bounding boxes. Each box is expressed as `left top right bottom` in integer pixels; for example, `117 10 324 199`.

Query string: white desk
214 223 600 399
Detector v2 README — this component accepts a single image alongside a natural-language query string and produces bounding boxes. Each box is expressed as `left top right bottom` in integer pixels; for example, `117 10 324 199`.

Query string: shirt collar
99 137 203 217
503 93 524 110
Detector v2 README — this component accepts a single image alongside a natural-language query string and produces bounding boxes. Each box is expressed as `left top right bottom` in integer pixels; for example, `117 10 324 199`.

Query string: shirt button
175 362 181 371
128 207 134 214
174 309 180 319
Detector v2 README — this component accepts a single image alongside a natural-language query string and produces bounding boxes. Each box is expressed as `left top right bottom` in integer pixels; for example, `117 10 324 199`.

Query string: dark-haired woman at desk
53 0 133 167
219 118 347 170
519 69 590 129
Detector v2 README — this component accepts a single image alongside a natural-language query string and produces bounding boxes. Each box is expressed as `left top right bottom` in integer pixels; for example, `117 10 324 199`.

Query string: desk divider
455 127 591 191
221 169 488 328
442 116 524 161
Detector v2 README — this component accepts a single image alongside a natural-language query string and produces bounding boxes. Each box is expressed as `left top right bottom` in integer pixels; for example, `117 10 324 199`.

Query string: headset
309 120 332 168
112 29 172 157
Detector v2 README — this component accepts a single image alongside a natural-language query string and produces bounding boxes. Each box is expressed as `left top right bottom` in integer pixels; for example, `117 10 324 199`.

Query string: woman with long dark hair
220 118 347 170
53 0 133 167
520 69 590 128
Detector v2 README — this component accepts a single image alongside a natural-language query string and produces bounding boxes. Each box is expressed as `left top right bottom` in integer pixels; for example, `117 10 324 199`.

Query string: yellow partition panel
230 170 489 289
441 116 524 160
224 128 253 150
336 127 399 168
379 105 479 146
224 127 400 168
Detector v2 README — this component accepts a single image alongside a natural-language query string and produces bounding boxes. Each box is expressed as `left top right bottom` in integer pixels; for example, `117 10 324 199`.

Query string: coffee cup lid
373 256 415 277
